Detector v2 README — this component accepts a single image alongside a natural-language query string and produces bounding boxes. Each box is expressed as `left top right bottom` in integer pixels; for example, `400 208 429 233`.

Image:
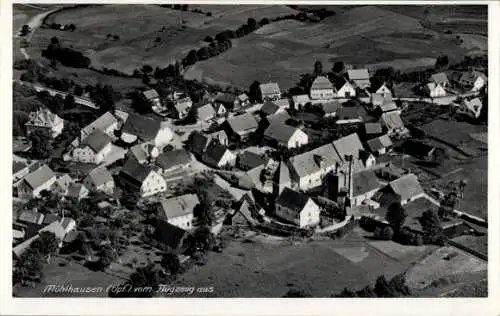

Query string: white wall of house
160 162 191 175
296 166 335 191
310 89 335 100
336 83 356 98
52 121 65 138
430 85 447 98
71 143 112 164
167 214 194 230
400 192 426 205
375 84 392 96
140 171 167 197
18 176 57 198
13 167 30 183
154 127 174 148
218 150 237 168
351 187 380 206
81 122 118 140
75 185 90 200
473 77 486 91
286 130 309 149
84 177 115 194
299 199 321 228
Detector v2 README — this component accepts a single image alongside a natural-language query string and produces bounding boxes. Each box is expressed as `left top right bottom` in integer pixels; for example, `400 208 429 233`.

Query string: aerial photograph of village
12 4 488 298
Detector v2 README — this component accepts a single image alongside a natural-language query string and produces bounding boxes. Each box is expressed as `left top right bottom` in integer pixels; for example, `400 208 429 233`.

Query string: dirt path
16 8 60 59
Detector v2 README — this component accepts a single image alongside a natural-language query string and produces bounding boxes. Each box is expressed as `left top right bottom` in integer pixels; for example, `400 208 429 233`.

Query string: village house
207 130 229 147
78 112 118 143
228 194 258 226
25 107 64 138
287 143 342 191
371 93 393 107
310 76 335 100
201 142 237 168
260 101 281 116
119 158 167 197
258 82 281 102
141 89 161 108
120 114 174 148
375 101 400 115
155 149 192 175
83 166 115 195
454 97 483 119
430 72 450 88
172 96 193 119
334 77 356 98
335 105 368 124
264 123 309 149
459 71 487 92
237 151 267 171
66 183 89 201
275 187 321 228
332 133 365 161
236 93 250 109
13 160 30 184
197 103 217 122
224 113 259 141
367 134 393 156
424 82 447 98
292 94 311 109
372 82 392 96
18 209 45 226
156 194 199 230
350 170 382 206
380 111 407 136
321 101 341 118
152 220 190 253
187 132 212 156
213 93 236 111
374 173 425 206
347 69 371 89
67 130 112 164
364 122 383 138
128 141 160 164
17 165 57 198
52 174 73 196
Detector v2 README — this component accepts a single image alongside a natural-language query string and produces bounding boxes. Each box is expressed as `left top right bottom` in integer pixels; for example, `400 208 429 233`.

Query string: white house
17 165 57 198
310 76 335 100
156 194 199 230
292 94 311 109
25 107 64 138
373 82 392 96
264 123 308 149
275 187 320 228
459 71 487 92
335 78 356 98
258 82 281 102
425 82 447 98
383 173 425 205
225 113 258 140
155 149 192 175
68 130 112 164
430 72 450 88
173 97 193 119
119 158 167 197
206 130 229 147
120 114 174 148
84 166 115 195
201 142 236 168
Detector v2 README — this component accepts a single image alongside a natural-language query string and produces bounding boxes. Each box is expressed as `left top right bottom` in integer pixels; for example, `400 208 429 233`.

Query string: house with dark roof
84 166 115 195
128 141 160 164
371 82 392 96
375 173 425 206
224 113 258 140
201 142 236 168
206 130 229 147
152 220 190 253
258 82 281 102
350 170 382 206
78 112 118 144
25 107 64 138
321 101 341 117
17 165 57 198
13 160 30 183
310 76 335 100
335 105 368 124
156 194 199 230
459 71 487 92
119 158 166 197
229 194 258 226
332 133 365 161
367 134 393 155
187 131 211 156
156 149 192 175
66 183 89 201
214 93 236 111
275 187 320 228
120 114 173 147
264 123 309 149
364 122 383 137
237 151 267 171
69 130 112 164
347 69 371 89
260 101 281 116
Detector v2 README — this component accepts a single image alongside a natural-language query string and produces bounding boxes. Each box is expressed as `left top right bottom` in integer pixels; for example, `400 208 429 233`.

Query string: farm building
367 134 393 156
17 165 57 199
214 93 237 111
334 77 356 98
84 166 115 195
201 142 236 168
67 130 112 164
364 123 383 138
371 93 393 107
424 82 447 98
224 113 259 140
119 158 166 197
258 82 281 102
292 94 311 108
120 114 174 147
141 89 161 108
350 170 383 206
155 194 199 230
237 151 267 171
347 69 371 89
152 220 190 253
76 111 118 145
156 149 192 175
372 82 392 96
310 76 335 100
275 187 320 228
66 183 89 201
459 71 487 92
332 133 365 161
374 173 425 206
264 123 308 149
335 106 368 124
25 107 64 138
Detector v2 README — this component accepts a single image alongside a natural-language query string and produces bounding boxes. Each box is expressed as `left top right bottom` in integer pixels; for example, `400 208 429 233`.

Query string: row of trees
42 37 91 68
334 274 410 297
182 39 233 67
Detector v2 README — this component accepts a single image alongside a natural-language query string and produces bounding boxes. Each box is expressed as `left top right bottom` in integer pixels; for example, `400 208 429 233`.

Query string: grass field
171 227 435 297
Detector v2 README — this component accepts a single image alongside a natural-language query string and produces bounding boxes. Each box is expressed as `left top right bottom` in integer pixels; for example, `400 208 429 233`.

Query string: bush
381 226 394 240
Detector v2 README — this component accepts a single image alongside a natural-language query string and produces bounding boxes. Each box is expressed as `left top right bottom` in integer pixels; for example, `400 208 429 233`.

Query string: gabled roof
365 123 383 135
259 82 281 96
188 132 210 155
336 106 367 120
39 221 66 241
214 92 236 104
87 166 113 187
381 112 405 130
289 143 341 178
388 174 424 201
321 101 341 114
54 174 73 191
276 187 312 213
332 133 364 161
238 151 267 170
459 71 487 84
66 183 86 199
367 134 393 152
275 98 290 109
347 69 370 80
371 93 392 106
156 149 191 170
119 158 154 186
352 170 381 196
13 161 28 174
463 97 482 112
197 103 216 121
142 89 159 100
334 77 350 90
25 107 62 128
207 130 228 143
157 194 199 219
261 101 280 116
226 113 258 135
153 220 188 250
121 114 162 141
264 123 304 145
378 102 399 113
292 94 311 105
80 130 111 153
129 141 156 163
268 112 292 125
18 210 44 224
311 76 333 90
23 165 55 190
430 72 449 85
202 142 232 166
81 112 117 136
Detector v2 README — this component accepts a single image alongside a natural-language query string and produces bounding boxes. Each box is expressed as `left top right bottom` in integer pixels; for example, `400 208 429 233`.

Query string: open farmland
184 6 474 89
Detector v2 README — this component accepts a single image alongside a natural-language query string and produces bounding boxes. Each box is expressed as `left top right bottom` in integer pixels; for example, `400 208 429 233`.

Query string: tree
420 209 443 237
386 203 407 233
260 18 270 26
118 264 160 297
73 84 83 96
374 275 399 297
68 23 76 32
389 273 411 296
248 80 261 103
113 35 120 41
98 246 115 270
194 204 214 226
335 288 358 297
21 24 31 36
33 231 59 262
458 180 467 199
160 252 181 275
17 246 44 282
184 49 198 66
204 36 213 43
142 73 151 85
64 94 76 110
314 60 323 75
142 65 153 74
332 61 345 74
380 226 394 240
191 226 216 253
283 288 312 297
357 285 377 297
247 18 258 31
29 128 53 159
